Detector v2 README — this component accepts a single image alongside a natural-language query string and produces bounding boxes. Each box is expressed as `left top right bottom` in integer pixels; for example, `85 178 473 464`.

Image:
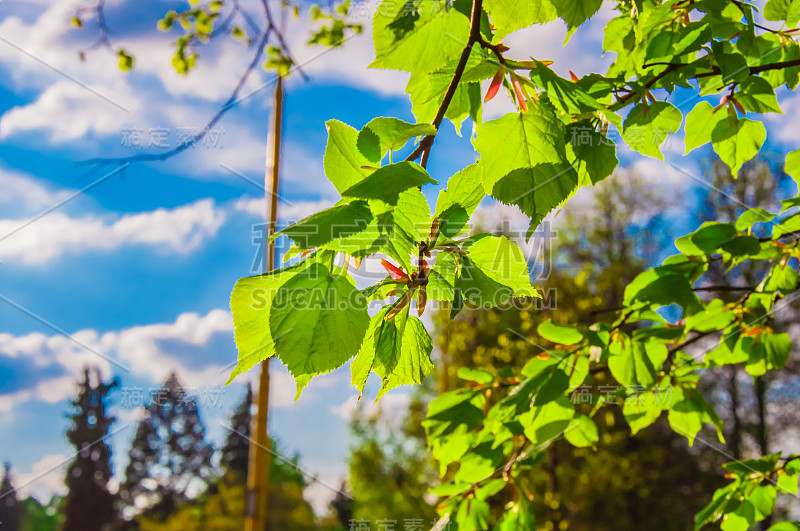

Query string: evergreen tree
120 373 213 524
0 463 21 531
219 383 252 479
63 368 117 531
137 385 317 531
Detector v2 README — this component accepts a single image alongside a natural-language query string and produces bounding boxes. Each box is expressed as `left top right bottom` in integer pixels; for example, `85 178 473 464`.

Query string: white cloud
0 308 308 413
111 309 233 388
13 454 69 500
0 198 226 265
299 461 349 515
767 88 800 144
330 392 411 425
0 167 69 211
0 376 76 414
0 80 141 141
234 197 335 220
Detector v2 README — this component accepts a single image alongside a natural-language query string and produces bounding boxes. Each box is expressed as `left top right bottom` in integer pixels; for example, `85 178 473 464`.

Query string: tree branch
406 0 484 169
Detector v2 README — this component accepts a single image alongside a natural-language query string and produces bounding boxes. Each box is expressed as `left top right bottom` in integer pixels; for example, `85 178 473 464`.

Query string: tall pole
245 68 284 531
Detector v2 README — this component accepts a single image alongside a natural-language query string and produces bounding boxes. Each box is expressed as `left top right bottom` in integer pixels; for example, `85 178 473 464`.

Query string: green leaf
229 261 369 390
475 478 506 499
381 187 432 268
784 149 800 186
736 77 782 114
622 102 682 160
435 163 485 240
685 101 726 154
695 482 740 530
342 161 436 205
529 61 617 121
538 319 583 345
764 263 799 294
490 364 568 427
351 305 434 400
118 49 134 72
564 414 599 447
457 367 495 385
566 121 618 186
623 390 666 435
495 500 536 530
455 441 505 484
608 339 667 388
764 0 800 27
711 115 767 178
749 485 777 522
685 299 735 333
746 332 792 376
724 455 781 477
274 201 373 250
324 120 374 194
228 263 313 384
455 497 490 531
675 222 738 255
551 0 603 29
356 117 436 163
768 523 800 531
484 0 557 38
736 207 773 231
519 395 575 446
773 212 800 239
474 109 578 234
668 388 725 445
716 51 750 84
423 388 485 440
427 251 459 302
624 264 703 313
371 0 470 73
404 45 493 132
645 21 710 63
269 263 369 382
460 234 538 306
777 471 799 495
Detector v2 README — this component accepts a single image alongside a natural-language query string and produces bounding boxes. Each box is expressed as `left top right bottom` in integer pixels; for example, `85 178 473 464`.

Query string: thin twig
82 27 274 167
406 0 485 168
693 286 756 292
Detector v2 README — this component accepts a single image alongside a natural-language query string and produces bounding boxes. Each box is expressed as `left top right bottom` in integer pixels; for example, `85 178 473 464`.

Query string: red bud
511 75 529 112
381 259 409 281
485 67 504 103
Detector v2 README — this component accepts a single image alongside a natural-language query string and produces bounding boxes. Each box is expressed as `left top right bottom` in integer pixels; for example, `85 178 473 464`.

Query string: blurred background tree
62 368 117 531
118 373 215 526
136 382 317 531
0 463 21 531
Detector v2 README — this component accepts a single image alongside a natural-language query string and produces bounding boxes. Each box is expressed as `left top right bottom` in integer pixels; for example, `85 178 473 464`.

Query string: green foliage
308 1 363 48
351 305 434 400
215 0 800 527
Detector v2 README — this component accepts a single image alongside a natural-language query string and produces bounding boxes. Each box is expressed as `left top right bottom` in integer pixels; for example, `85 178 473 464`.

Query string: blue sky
0 0 798 514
